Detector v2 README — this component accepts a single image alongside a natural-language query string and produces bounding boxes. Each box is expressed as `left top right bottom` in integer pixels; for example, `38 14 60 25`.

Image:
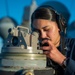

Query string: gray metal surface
0 26 54 75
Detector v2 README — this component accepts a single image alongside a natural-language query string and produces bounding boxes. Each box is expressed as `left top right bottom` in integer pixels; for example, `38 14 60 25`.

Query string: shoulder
65 37 75 42
65 37 75 44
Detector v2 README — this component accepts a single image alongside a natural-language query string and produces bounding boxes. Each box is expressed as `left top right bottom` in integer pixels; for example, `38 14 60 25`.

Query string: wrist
61 57 67 68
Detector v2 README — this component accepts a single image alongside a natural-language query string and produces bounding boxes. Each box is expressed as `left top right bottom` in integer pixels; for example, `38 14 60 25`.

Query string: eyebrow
42 26 48 29
33 26 49 31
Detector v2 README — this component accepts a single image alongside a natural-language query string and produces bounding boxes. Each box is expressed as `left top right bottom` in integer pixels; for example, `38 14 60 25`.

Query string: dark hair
31 7 57 21
31 5 59 28
31 5 66 34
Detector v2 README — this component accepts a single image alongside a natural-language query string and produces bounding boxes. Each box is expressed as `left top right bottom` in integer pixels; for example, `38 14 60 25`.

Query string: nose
39 31 47 39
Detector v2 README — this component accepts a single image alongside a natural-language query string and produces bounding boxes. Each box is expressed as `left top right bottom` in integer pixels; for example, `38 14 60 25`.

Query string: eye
44 27 50 31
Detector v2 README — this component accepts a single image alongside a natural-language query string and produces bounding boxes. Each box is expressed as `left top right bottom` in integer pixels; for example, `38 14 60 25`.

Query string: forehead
32 19 58 29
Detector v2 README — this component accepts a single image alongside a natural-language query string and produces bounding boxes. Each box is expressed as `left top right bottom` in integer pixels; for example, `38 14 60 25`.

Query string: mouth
40 42 49 47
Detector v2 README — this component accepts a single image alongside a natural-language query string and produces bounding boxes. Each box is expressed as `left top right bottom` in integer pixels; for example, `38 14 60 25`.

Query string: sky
0 0 51 24
0 0 75 52
0 0 75 24
0 0 75 25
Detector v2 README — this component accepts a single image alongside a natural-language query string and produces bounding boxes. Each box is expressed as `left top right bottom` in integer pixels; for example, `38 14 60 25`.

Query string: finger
47 40 54 47
43 50 49 55
40 46 51 51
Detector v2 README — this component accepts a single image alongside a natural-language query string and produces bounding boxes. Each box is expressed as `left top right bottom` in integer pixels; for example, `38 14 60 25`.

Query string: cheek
47 29 59 38
52 26 59 35
47 30 54 38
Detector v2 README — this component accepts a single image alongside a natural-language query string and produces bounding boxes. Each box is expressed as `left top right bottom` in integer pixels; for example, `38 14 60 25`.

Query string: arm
40 40 66 66
41 40 75 75
65 38 75 75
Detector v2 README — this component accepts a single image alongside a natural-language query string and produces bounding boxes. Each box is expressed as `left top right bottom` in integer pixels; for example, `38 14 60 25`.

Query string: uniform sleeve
65 38 75 75
65 58 75 75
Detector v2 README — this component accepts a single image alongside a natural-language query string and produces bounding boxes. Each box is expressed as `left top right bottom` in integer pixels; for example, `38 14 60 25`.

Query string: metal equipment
0 26 54 75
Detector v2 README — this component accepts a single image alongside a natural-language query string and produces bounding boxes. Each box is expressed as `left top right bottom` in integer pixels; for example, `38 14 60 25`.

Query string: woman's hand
40 40 66 66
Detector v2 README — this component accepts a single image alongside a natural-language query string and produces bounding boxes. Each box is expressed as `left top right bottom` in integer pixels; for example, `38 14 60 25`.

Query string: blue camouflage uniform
47 36 75 75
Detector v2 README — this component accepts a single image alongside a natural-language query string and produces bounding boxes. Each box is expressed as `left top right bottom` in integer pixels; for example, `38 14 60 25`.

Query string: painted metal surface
0 26 54 75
